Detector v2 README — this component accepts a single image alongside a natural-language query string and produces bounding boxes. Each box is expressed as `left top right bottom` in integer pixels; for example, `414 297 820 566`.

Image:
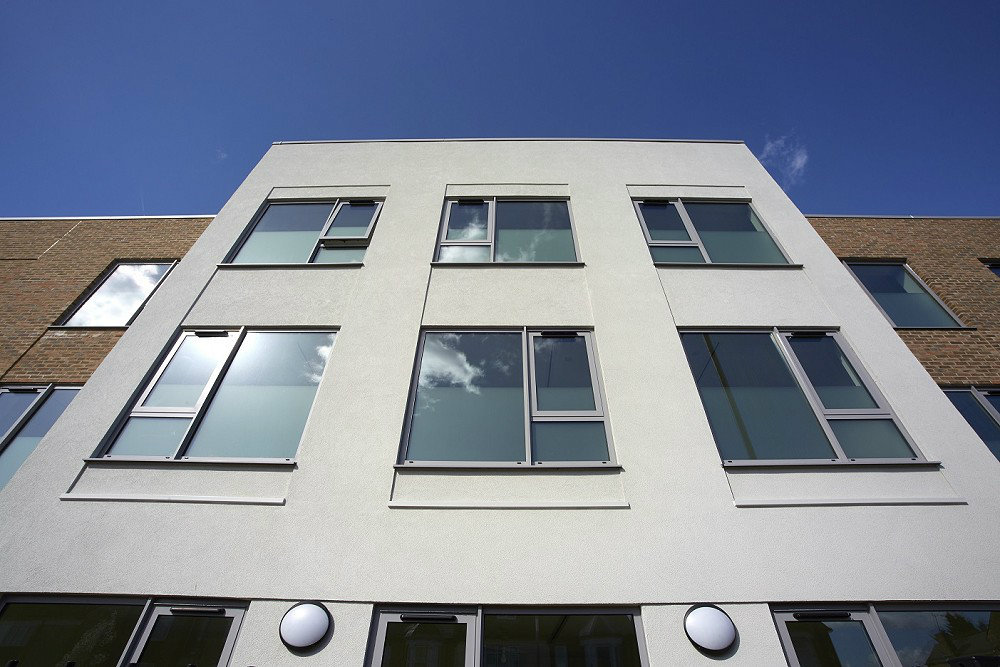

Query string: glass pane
0 391 40 437
438 245 491 263
532 422 609 461
142 334 235 408
495 201 576 262
65 263 172 326
533 335 596 411
787 336 878 409
681 332 836 460
109 416 191 456
0 388 78 489
786 620 883 667
185 332 335 458
135 614 233 666
991 265 1000 278
985 394 1000 414
325 201 378 237
406 332 525 461
483 614 642 667
947 391 1000 461
313 246 366 263
878 609 1000 667
649 245 705 263
232 203 333 264
639 201 691 241
0 602 142 667
848 264 960 328
684 202 787 264
381 621 467 667
830 419 915 458
446 201 489 240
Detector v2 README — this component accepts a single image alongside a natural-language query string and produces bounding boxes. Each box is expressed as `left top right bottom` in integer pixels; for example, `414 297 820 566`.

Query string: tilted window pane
787 336 878 409
786 620 883 667
438 245 491 263
532 422 609 462
533 335 596 411
185 332 334 458
483 614 642 667
986 394 1000 414
650 245 706 263
639 202 691 241
681 333 835 460
495 201 576 262
0 388 78 489
0 391 40 437
65 263 171 326
142 334 235 408
830 419 915 458
684 202 787 264
0 602 143 667
991 265 1000 278
446 201 489 241
313 246 366 263
136 614 234 667
406 333 525 461
878 609 1000 667
946 391 1000 461
325 201 378 237
381 621 467 667
232 203 333 264
848 263 960 328
109 416 191 457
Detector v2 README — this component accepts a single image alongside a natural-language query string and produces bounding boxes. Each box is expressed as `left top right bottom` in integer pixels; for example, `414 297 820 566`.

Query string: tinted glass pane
986 394 1000 414
946 391 1000 461
406 333 525 461
446 201 489 240
787 620 883 667
533 335 596 411
495 201 576 262
483 614 642 667
639 202 690 241
532 422 609 461
649 245 705 263
0 391 39 437
109 417 191 456
232 203 332 264
381 621 467 667
848 264 960 328
787 336 878 409
681 333 835 460
0 602 142 667
831 419 915 458
438 245 491 263
135 614 233 666
878 609 1000 667
0 388 78 489
142 334 235 408
185 332 334 458
325 201 378 237
684 203 786 264
313 246 366 263
65 263 171 326
991 265 1000 278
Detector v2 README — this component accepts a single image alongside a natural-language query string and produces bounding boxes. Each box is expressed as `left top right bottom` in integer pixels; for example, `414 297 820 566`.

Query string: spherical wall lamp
279 602 331 650
684 604 737 654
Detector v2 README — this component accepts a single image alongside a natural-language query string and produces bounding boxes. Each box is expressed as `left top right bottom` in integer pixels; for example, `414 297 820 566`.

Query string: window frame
224 197 383 265
398 327 615 468
0 384 80 487
843 260 965 329
434 197 582 264
682 327 927 467
55 260 177 328
633 197 792 266
121 601 246 666
944 386 1000 453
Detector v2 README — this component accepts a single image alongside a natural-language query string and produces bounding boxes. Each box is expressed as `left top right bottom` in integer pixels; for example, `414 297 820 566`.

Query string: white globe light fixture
684 604 737 653
280 602 331 650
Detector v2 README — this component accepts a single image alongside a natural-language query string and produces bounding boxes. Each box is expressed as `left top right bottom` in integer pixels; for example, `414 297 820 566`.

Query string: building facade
0 140 997 666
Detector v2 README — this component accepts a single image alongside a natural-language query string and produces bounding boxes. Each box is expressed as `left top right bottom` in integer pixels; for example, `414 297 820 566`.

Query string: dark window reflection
135 613 233 666
682 203 786 264
878 609 1000 667
946 391 1000 461
787 620 883 667
639 202 690 241
847 263 959 328
381 621 467 667
482 614 642 667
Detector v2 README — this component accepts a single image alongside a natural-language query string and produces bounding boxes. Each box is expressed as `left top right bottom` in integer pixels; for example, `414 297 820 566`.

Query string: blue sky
1 1 997 217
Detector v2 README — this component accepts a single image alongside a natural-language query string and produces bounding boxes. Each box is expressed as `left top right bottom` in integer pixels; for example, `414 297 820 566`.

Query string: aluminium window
680 329 921 464
634 199 789 264
0 385 79 490
400 329 612 466
228 199 382 264
98 329 335 461
945 387 1000 462
435 198 579 263
59 261 174 326
986 261 1000 278
845 262 962 328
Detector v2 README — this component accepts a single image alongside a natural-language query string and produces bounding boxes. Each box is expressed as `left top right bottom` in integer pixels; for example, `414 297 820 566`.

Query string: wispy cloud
214 148 228 162
759 134 808 188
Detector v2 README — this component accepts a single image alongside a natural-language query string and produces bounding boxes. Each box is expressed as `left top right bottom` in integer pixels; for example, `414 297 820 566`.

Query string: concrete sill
394 462 621 470
654 262 804 269
723 459 941 470
430 262 586 268
47 325 129 331
893 326 977 331
216 262 363 270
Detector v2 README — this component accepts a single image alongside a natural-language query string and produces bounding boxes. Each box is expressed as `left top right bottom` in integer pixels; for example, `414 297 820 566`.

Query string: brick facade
0 217 211 385
808 216 1000 386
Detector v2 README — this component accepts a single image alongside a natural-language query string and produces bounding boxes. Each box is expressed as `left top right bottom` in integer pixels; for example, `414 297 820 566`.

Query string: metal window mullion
132 332 194 410
124 261 178 326
633 200 655 244
115 598 153 667
902 263 964 326
522 327 533 464
488 197 497 262
672 199 711 262
974 388 1000 426
308 199 342 263
861 605 904 667
0 385 51 456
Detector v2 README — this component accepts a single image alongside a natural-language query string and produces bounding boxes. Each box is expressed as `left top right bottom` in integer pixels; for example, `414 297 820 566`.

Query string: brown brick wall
808 216 1000 386
0 217 211 385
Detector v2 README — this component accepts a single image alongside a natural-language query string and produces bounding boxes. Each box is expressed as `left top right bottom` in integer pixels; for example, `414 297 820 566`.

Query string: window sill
430 261 586 268
893 326 976 331
722 459 941 469
48 325 129 331
395 462 620 470
216 262 363 270
654 262 803 269
85 456 297 467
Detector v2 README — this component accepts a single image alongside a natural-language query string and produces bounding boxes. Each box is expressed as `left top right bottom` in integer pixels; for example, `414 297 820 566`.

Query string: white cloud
759 134 808 188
